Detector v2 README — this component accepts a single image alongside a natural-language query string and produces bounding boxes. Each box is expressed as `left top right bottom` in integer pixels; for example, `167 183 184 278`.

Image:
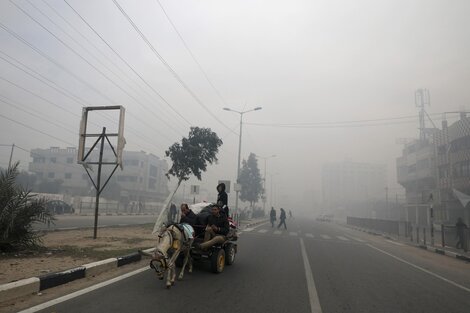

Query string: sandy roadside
0 224 157 284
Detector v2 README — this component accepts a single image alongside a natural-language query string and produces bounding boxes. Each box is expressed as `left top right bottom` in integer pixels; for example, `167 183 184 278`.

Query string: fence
348 216 470 252
347 216 411 238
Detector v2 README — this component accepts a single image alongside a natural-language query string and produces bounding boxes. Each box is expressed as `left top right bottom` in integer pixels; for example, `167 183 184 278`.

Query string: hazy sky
1 0 469 210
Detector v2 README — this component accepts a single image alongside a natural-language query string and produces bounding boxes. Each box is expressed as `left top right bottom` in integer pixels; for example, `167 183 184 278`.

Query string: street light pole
223 107 262 215
254 154 276 213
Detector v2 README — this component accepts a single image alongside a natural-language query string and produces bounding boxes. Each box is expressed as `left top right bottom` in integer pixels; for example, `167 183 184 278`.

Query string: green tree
165 127 223 188
153 127 222 231
239 153 263 208
0 162 54 252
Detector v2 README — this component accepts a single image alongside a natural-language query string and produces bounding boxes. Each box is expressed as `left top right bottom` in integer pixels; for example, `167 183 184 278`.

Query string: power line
245 113 461 129
28 0 187 135
10 0 184 138
155 0 228 106
111 0 237 135
0 49 173 150
0 20 113 103
0 97 76 135
41 0 183 129
0 113 75 146
62 0 193 126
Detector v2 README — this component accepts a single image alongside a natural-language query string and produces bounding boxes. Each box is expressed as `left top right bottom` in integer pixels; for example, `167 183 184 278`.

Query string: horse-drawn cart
177 202 238 274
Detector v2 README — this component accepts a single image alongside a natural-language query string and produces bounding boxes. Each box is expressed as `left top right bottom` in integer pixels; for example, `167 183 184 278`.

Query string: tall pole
263 158 267 212
235 113 243 215
8 143 15 168
93 127 106 239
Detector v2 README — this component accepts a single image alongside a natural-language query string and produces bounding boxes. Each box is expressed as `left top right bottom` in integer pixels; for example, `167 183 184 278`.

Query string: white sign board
190 185 200 195
234 183 242 192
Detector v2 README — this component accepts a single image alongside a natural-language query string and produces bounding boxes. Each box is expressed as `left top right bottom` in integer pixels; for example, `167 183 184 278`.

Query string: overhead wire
41 0 186 130
10 0 184 138
27 0 187 136
62 0 193 126
111 0 237 136
155 0 228 107
0 113 76 146
0 51 172 151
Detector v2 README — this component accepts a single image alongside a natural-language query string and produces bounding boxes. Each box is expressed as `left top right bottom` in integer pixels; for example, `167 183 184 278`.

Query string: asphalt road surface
24 218 470 313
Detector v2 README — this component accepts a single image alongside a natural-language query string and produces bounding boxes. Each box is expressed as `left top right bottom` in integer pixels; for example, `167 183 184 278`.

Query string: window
149 178 157 190
33 157 45 163
149 165 158 177
123 159 139 166
66 157 73 164
117 176 138 182
48 172 55 178
50 157 56 163
65 173 72 179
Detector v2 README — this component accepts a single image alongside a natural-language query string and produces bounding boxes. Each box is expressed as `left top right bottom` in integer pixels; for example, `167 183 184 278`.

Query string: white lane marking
349 236 365 243
258 229 268 233
274 230 282 235
337 236 349 241
243 228 254 232
289 232 298 236
386 240 404 246
305 233 314 238
320 235 331 240
367 244 470 293
18 267 149 313
300 238 323 313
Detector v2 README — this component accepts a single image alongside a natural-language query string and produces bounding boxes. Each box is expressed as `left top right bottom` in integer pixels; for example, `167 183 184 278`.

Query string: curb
347 225 470 264
243 219 269 228
0 248 153 303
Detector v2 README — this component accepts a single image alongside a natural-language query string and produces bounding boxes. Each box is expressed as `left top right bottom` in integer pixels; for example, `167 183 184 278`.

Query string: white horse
142 224 194 289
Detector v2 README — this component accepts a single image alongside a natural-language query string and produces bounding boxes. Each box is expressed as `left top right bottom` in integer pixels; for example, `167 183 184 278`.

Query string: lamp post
223 106 262 215
255 154 276 213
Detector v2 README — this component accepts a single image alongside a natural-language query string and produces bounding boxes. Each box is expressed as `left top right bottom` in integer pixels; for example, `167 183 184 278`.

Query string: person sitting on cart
180 203 196 226
217 182 229 217
197 203 229 250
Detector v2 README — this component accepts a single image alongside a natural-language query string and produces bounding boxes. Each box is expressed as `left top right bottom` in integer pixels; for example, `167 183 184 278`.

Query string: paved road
26 218 470 313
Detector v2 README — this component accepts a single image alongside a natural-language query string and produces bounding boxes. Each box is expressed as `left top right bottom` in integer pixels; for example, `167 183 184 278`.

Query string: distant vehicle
316 214 334 222
45 200 74 215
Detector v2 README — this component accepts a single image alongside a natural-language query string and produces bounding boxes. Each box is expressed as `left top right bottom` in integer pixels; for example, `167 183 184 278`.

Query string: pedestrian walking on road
277 208 287 230
456 217 468 250
270 207 276 227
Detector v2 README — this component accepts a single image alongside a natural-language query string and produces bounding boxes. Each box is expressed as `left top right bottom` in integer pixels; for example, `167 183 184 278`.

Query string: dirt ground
0 224 157 284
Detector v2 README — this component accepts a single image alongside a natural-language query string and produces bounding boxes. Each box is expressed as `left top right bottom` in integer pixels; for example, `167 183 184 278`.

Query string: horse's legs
179 239 193 280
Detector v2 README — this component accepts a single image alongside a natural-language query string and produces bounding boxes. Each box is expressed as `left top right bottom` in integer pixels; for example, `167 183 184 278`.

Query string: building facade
29 147 169 202
397 113 470 224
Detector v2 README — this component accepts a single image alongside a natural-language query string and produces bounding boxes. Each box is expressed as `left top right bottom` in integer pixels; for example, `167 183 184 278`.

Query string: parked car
45 200 74 214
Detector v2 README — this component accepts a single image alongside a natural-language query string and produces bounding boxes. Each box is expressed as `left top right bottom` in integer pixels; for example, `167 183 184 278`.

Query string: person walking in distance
270 207 276 228
277 208 287 230
456 217 468 250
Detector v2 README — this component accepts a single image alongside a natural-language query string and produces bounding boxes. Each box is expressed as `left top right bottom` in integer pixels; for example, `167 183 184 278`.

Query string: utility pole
8 143 15 167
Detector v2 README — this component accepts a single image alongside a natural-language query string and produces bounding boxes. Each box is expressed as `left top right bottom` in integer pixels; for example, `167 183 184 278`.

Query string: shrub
0 162 54 251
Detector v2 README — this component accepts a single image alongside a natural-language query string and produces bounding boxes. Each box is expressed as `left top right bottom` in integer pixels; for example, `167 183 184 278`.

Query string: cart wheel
211 248 225 273
224 243 236 265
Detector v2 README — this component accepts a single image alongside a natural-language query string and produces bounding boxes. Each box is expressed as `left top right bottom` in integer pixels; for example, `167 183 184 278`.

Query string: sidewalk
344 223 470 262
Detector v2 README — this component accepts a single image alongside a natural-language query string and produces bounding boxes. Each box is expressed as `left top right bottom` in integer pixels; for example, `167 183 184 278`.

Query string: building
396 113 470 225
396 138 437 224
435 113 470 223
322 161 387 215
29 147 169 202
